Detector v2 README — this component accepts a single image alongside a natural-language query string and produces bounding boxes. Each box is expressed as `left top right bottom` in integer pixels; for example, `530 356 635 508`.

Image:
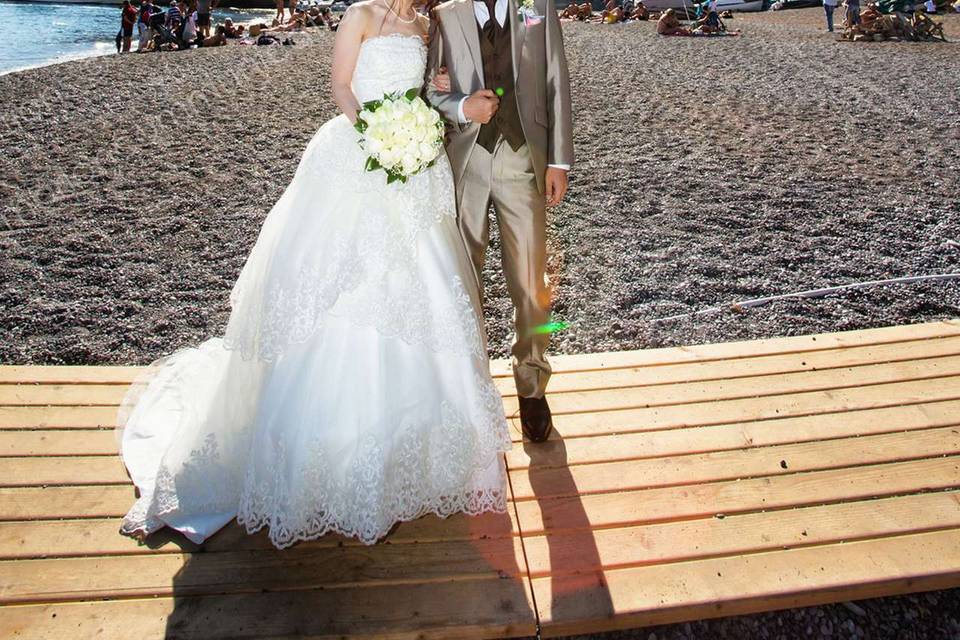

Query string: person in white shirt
426 0 574 442
181 8 198 45
823 0 838 30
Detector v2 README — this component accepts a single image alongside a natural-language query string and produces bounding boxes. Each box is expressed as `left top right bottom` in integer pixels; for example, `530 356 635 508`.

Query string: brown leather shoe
518 395 553 443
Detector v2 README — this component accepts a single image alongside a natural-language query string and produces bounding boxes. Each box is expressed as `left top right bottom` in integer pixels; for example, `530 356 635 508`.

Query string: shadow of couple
149 435 614 638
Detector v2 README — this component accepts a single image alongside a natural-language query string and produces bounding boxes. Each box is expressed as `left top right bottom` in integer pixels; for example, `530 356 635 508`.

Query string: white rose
401 153 419 175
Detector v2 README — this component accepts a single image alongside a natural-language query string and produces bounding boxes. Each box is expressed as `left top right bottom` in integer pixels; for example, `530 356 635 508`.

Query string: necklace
381 0 418 23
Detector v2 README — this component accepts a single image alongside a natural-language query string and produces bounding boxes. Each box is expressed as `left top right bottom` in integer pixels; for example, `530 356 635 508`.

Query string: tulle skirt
118 115 512 549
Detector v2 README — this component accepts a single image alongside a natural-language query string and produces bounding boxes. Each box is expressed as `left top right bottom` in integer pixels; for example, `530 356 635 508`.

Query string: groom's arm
425 14 468 127
544 0 574 168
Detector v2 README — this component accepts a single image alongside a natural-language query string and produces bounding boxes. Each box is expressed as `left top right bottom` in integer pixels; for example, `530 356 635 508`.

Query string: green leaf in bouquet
404 87 420 101
362 98 382 111
365 156 382 172
354 119 368 134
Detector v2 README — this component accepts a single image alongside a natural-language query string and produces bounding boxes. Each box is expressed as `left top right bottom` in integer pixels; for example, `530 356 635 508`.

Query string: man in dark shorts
120 0 137 52
196 0 215 38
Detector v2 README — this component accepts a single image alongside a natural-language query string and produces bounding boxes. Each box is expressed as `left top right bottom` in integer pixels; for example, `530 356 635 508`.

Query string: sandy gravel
1 7 959 639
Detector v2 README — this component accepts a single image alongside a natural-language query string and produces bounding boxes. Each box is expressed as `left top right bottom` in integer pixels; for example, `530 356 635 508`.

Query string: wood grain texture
531 528 960 637
512 456 960 534
2 322 960 639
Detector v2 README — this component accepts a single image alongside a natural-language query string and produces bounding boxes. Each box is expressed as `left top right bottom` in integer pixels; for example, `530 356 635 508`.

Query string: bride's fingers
432 73 451 92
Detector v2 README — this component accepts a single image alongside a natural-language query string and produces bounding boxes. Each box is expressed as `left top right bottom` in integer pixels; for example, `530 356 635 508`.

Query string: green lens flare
531 320 570 335
495 87 505 97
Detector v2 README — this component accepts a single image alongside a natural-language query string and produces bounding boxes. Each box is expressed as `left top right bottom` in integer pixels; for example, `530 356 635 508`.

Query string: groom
425 0 573 442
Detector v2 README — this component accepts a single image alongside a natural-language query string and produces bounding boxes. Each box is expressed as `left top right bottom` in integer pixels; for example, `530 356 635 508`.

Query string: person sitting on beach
693 0 724 32
266 13 306 31
317 6 340 30
222 17 245 37
560 1 593 19
559 1 581 18
628 1 650 19
859 1 881 27
601 0 625 22
657 8 691 33
199 24 227 46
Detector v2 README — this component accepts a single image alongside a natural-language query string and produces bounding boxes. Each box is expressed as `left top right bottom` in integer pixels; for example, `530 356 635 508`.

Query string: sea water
0 1 274 76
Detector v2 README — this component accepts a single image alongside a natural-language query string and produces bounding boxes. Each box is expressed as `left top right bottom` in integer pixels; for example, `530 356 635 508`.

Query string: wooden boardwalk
1 320 959 639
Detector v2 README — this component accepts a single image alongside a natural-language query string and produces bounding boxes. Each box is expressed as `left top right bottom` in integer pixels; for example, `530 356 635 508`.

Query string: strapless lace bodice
351 34 427 103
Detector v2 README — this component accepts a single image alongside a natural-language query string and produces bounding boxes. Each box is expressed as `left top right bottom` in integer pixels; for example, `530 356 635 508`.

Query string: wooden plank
512 456 960 535
4 371 958 434
0 508 519 560
0 480 522 529
1 321 957 385
3 398 956 460
521 490 960 577
508 399 960 470
0 456 130 487
503 335 960 396
0 430 117 457
531 528 960 637
10 425 957 490
7 335 960 406
537 376 960 440
0 366 145 385
0 406 117 430
503 355 960 416
0 535 528 604
508 426 960 501
489 320 960 376
0 485 135 520
0 384 131 407
0 576 537 640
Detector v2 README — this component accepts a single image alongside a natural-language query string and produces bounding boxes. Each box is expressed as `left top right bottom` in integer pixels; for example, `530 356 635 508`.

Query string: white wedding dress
118 34 512 549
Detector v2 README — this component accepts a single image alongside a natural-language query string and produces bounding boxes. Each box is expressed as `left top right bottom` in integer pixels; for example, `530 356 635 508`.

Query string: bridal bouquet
354 88 444 184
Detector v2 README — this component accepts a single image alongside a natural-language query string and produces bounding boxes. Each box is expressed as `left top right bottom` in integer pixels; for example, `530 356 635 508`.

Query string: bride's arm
330 5 369 124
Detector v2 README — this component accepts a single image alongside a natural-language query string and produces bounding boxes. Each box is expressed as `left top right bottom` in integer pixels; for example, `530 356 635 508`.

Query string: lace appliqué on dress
237 399 508 548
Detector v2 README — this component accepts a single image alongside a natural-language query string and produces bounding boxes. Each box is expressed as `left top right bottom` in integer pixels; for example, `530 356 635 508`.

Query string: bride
118 0 512 549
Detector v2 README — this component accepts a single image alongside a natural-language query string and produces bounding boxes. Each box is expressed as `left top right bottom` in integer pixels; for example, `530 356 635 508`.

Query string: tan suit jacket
425 0 574 193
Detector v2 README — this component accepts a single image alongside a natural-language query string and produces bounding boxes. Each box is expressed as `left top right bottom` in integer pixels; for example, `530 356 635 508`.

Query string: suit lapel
453 0 484 82
509 0 526 81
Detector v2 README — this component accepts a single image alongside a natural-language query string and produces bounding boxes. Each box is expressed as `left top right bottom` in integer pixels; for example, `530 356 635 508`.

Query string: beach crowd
559 0 953 37
117 0 339 53
559 0 736 35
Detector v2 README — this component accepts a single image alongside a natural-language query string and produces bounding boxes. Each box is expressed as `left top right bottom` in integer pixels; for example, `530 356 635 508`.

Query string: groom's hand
463 89 499 124
545 167 568 207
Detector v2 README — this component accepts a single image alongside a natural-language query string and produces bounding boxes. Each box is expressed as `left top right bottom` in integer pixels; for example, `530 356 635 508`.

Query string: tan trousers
457 140 552 399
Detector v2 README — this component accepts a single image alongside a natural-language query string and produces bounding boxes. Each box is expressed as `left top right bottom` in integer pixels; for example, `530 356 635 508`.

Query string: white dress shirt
455 0 569 171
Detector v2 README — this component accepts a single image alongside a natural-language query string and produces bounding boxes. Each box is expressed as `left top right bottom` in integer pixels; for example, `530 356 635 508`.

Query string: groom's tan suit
425 0 573 399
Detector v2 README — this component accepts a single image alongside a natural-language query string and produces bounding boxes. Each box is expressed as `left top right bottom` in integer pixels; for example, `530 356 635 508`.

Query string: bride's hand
431 67 451 93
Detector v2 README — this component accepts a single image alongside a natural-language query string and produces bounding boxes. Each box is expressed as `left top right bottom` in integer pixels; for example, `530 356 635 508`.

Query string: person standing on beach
844 0 861 26
166 0 183 32
196 0 216 39
120 0 137 52
275 0 285 23
426 0 574 442
181 1 199 46
823 0 837 30
136 0 155 51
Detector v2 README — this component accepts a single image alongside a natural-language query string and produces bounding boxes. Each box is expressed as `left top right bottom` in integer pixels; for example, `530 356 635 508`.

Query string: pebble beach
1 7 959 638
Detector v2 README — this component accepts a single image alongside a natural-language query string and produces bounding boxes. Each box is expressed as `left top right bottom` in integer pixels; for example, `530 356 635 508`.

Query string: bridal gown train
118 33 512 549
